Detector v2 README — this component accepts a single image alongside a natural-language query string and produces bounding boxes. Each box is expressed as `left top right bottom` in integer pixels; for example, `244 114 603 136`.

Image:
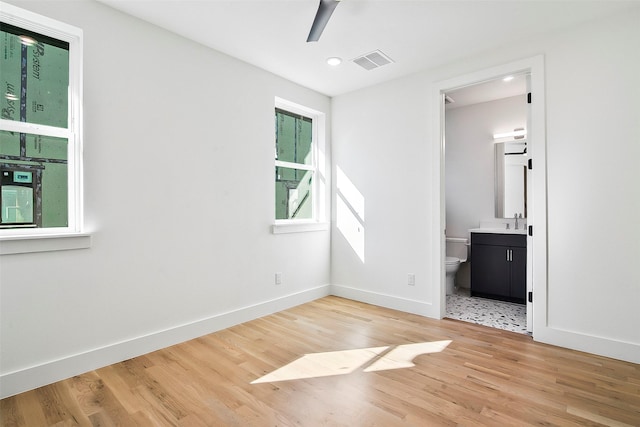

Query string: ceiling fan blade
307 0 340 42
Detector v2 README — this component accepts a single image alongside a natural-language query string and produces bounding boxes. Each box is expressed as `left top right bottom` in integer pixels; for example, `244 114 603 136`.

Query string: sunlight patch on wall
336 166 364 220
336 166 365 262
251 341 452 384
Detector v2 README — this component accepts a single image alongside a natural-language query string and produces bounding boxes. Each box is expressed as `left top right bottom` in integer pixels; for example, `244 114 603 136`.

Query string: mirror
495 140 527 218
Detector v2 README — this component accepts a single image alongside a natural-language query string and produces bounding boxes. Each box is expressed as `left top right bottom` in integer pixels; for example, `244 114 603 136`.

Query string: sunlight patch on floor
251 346 388 384
251 341 452 384
364 341 452 372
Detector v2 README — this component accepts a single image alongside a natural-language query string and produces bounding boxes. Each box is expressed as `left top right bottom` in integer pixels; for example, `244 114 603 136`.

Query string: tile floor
445 287 528 334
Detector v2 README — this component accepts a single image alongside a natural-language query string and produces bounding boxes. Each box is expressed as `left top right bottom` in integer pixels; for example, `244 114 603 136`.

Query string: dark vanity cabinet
471 233 526 304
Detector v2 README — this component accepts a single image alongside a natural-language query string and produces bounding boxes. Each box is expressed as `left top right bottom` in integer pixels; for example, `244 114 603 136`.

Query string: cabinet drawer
471 233 526 248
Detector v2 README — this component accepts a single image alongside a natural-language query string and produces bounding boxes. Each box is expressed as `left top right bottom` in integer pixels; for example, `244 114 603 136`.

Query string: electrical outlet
275 272 282 285
408 273 415 286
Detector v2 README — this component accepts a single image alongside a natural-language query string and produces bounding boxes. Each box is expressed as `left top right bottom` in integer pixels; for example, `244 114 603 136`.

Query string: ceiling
98 0 638 98
445 73 527 110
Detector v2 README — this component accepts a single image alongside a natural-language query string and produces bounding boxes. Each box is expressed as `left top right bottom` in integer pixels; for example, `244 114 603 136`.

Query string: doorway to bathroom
433 56 548 337
444 75 529 333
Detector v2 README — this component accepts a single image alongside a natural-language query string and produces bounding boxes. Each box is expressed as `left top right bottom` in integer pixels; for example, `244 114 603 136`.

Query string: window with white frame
0 2 82 236
274 99 323 223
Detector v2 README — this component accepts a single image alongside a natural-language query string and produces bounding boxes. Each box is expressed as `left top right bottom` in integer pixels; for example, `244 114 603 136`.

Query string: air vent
352 50 394 71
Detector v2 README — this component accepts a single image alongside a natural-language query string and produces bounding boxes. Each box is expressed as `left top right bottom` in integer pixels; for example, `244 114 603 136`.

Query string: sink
469 227 527 235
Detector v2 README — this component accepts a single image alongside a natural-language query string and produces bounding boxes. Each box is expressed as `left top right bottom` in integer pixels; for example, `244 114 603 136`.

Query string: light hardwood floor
1 296 639 426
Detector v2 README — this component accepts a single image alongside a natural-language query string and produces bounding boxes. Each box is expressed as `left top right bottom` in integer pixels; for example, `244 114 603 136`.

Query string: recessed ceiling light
503 75 514 82
327 57 342 66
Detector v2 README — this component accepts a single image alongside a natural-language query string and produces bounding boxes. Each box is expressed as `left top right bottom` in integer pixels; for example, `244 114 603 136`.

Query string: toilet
445 237 469 295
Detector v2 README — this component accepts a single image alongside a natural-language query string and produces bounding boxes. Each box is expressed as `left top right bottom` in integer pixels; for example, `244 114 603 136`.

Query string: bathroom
443 75 529 334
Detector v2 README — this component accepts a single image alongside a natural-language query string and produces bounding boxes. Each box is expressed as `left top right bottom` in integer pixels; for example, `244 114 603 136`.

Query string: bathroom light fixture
493 128 527 140
327 57 342 66
503 75 514 82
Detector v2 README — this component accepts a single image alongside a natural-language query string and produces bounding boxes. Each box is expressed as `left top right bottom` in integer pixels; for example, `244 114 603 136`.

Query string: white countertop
469 228 527 235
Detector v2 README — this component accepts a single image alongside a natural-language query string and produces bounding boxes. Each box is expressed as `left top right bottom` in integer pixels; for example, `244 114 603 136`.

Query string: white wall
331 7 640 363
445 95 527 239
331 74 435 314
543 9 640 344
0 0 331 398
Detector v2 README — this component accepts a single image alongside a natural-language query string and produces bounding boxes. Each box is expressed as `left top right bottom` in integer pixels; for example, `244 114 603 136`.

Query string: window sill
272 222 329 234
0 233 91 255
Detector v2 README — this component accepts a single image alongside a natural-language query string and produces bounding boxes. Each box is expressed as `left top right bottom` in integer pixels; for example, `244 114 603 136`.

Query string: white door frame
430 55 547 337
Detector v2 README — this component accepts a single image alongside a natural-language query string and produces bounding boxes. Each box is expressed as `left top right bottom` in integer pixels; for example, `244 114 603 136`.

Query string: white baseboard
533 325 640 364
330 284 435 317
0 285 331 399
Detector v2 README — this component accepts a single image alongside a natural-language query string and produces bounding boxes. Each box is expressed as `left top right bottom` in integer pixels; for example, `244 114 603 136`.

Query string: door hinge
528 291 533 303
528 225 533 236
527 92 532 104
528 158 533 170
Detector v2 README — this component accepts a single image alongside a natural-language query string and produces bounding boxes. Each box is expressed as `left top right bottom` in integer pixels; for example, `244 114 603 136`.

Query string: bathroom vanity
469 230 526 304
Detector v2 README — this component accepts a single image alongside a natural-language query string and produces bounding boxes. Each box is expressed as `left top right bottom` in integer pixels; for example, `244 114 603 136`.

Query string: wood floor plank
0 396 27 427
2 296 639 426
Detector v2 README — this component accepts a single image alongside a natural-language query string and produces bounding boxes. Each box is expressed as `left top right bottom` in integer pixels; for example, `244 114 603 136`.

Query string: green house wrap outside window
275 108 315 221
0 22 70 228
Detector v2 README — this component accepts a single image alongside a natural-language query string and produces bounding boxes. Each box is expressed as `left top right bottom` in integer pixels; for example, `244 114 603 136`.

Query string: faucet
514 213 519 230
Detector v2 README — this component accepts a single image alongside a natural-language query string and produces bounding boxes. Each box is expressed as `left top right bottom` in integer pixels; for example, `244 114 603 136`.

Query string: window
0 2 83 238
274 98 326 230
